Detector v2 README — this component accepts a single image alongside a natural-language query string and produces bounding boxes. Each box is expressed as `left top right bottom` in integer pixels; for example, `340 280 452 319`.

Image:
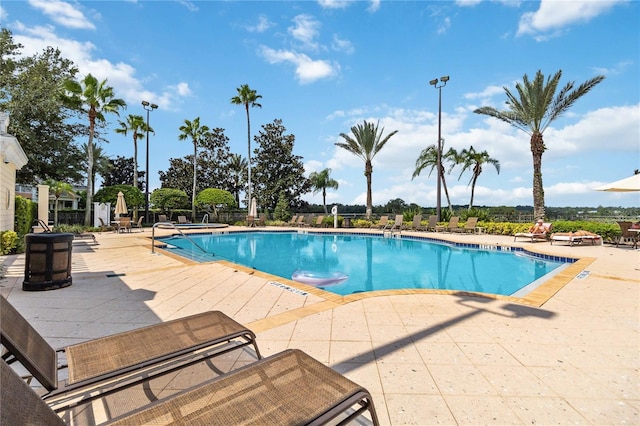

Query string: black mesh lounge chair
0 296 261 409
2 349 379 426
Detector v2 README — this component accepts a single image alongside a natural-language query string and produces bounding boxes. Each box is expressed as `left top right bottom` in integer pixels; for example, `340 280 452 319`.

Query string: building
0 113 28 232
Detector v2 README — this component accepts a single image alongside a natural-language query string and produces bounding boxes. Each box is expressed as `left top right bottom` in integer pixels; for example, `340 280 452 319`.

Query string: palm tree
412 140 458 212
336 120 398 218
115 114 151 190
44 179 74 226
455 146 500 210
82 143 112 198
230 84 262 208
474 69 604 219
63 74 126 226
309 168 339 214
178 117 210 220
229 153 247 207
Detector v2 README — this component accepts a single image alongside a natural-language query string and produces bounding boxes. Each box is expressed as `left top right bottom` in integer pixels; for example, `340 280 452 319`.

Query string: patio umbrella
115 191 128 218
249 197 258 217
594 174 640 192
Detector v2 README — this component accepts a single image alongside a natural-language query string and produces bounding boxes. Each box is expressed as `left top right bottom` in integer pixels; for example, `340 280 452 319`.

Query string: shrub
0 231 18 255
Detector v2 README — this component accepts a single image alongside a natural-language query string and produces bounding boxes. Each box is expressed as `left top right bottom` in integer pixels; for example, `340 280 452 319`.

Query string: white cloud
331 34 354 54
259 46 338 84
28 0 95 30
517 0 623 38
11 23 190 110
247 15 275 33
367 1 381 13
288 14 321 51
317 0 352 10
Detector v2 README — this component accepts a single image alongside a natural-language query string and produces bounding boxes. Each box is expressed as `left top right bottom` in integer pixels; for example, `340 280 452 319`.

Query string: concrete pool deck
1 226 638 424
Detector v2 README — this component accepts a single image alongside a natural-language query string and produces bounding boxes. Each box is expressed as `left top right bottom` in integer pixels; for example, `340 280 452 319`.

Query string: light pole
429 75 449 222
141 100 157 224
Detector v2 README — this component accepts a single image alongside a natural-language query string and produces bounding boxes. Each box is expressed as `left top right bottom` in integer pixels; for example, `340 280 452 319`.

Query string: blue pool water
160 231 569 297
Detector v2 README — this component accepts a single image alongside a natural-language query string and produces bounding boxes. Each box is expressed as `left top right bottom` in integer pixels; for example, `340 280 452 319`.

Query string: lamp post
429 75 449 222
141 100 157 224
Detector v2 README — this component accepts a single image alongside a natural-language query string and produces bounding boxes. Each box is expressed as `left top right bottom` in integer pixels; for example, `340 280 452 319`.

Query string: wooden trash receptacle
23 233 73 291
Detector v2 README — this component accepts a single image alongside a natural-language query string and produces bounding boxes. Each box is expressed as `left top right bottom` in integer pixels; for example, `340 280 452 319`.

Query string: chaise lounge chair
425 215 438 232
409 214 424 231
1 296 380 425
616 221 639 248
371 215 389 229
388 214 404 233
452 217 478 233
2 348 379 425
436 216 460 232
313 215 326 227
0 296 261 409
550 230 602 246
177 215 191 224
513 222 552 242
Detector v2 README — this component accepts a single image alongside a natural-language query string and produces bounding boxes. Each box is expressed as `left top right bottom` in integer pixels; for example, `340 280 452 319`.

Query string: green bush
13 196 35 253
0 231 18 255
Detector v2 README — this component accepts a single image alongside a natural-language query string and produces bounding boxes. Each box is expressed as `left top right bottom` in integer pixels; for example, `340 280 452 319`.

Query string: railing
201 213 209 224
151 222 208 255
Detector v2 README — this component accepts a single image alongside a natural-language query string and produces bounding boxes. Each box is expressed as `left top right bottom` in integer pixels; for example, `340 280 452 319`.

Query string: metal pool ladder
151 222 208 255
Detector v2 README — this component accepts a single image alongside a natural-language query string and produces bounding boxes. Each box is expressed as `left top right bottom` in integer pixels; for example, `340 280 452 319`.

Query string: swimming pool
159 231 572 297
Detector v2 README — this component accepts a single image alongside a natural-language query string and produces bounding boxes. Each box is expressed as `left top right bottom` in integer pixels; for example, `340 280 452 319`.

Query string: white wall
0 159 17 231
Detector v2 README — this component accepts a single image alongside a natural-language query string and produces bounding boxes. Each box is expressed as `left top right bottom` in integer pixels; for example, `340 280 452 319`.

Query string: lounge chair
177 215 190 224
73 231 97 244
1 349 379 426
616 221 639 248
425 215 438 231
98 217 108 233
286 215 298 226
157 214 169 223
452 217 478 233
409 214 424 231
514 222 552 242
372 215 389 229
313 215 325 227
246 215 256 227
294 215 307 227
436 216 460 232
551 230 602 246
1 296 379 425
388 214 404 233
0 296 261 409
257 213 266 227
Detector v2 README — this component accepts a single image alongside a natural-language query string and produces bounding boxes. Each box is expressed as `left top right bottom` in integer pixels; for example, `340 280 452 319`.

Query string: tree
1 29 85 183
273 191 292 222
115 114 150 189
231 84 262 208
178 117 210 221
412 142 458 212
149 188 189 217
94 184 144 214
199 127 233 192
474 69 605 219
309 168 339 214
63 74 126 226
195 188 236 219
44 179 74 226
228 153 247 207
336 120 398 218
252 119 310 210
455 146 500 210
102 156 145 188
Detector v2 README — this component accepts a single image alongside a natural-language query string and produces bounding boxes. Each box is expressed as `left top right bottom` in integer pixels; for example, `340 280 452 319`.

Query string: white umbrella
249 197 258 217
115 191 128 217
594 174 640 192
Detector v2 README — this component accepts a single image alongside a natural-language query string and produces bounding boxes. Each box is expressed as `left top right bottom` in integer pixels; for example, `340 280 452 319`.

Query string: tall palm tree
309 168 339 214
63 74 126 226
455 146 500 210
336 120 398 218
82 142 111 197
229 153 247 207
474 69 604 219
230 84 262 208
412 140 458 212
115 114 151 190
178 117 210 220
44 179 74 226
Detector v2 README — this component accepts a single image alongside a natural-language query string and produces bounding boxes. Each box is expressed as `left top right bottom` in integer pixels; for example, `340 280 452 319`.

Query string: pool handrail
151 222 208 255
201 213 209 224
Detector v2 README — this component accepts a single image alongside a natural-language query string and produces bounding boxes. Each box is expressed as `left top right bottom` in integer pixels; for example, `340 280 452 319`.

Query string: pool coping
151 228 596 309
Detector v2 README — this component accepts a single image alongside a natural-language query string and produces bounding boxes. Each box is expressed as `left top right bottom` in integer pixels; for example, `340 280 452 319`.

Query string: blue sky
2 0 639 209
